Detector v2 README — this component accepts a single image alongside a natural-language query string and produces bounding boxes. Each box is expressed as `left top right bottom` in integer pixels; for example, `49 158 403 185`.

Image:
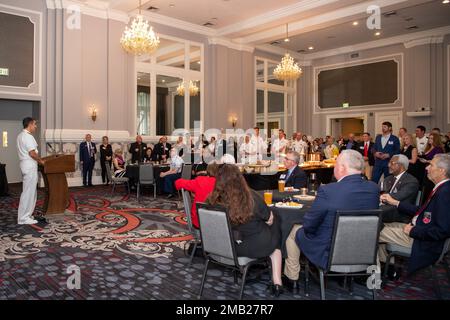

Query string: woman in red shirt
175 163 218 228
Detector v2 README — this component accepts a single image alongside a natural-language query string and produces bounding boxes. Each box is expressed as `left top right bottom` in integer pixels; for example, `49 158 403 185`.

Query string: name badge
388 141 394 145
280 174 286 179
135 148 139 152
359 146 364 149
422 212 432 224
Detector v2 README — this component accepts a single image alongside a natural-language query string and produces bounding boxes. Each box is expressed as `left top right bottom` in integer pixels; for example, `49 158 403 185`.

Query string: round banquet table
256 190 315 258
243 166 334 191
125 163 170 194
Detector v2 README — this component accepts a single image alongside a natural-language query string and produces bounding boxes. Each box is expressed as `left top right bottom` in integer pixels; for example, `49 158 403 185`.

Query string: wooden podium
39 154 75 214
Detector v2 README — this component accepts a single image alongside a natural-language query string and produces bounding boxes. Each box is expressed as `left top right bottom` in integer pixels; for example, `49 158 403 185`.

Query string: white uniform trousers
18 161 38 223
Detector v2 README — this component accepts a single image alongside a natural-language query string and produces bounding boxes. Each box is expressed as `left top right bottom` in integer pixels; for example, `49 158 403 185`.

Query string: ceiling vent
350 53 360 59
203 22 215 27
147 6 159 11
270 41 280 45
297 49 306 53
406 25 418 30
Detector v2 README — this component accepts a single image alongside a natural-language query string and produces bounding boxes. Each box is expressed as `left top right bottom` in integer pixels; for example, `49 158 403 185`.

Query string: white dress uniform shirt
239 142 257 164
16 129 39 224
250 135 267 161
416 136 428 155
169 155 184 173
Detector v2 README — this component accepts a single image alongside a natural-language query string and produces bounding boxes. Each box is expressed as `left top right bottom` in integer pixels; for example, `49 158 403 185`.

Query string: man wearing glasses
380 154 419 224
280 151 307 189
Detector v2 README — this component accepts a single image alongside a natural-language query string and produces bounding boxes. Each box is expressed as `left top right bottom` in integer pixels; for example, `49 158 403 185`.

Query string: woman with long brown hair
206 164 283 296
419 133 444 164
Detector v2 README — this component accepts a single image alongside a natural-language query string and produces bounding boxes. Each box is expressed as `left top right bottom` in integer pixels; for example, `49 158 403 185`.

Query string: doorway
327 114 367 138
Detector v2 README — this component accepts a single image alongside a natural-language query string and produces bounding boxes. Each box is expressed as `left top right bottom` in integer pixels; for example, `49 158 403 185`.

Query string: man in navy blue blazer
372 121 400 183
280 151 307 189
380 154 450 275
283 150 380 292
79 134 97 186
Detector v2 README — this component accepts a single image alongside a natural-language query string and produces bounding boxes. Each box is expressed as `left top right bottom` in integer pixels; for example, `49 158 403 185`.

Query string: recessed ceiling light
352 21 359 26
169 4 175 8
162 79 166 83
375 32 381 36
197 61 201 64
443 0 449 4
284 38 290 42
308 46 314 50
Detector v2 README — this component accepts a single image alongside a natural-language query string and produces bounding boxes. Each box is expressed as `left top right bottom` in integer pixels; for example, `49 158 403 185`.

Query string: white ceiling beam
233 0 422 45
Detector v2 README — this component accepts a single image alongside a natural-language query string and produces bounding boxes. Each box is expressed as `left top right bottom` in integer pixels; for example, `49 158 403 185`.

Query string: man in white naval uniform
250 127 267 161
239 135 257 164
16 117 44 225
271 129 289 163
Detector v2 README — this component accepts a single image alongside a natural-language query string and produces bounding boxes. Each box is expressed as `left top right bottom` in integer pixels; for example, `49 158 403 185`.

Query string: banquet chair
304 209 382 300
181 163 193 180
137 164 156 201
181 189 201 267
105 162 130 196
196 203 270 300
383 238 450 299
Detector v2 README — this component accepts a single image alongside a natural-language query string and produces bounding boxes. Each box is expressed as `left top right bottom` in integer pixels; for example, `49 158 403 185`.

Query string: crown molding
208 37 254 53
303 25 450 61
139 10 216 37
46 0 129 23
216 0 340 37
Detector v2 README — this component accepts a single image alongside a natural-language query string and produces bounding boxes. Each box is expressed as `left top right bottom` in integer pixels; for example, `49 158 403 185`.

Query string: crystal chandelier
273 24 302 81
120 0 160 56
176 80 199 96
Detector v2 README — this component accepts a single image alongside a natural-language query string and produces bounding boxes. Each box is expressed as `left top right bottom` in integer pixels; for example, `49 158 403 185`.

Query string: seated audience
379 154 450 276
280 151 307 189
380 154 419 223
143 146 153 163
339 133 358 152
283 150 379 293
206 164 283 296
175 163 218 229
445 131 450 153
112 149 126 177
160 149 184 198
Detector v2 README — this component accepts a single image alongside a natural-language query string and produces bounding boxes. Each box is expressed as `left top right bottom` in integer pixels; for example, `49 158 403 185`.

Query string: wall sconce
90 105 97 122
229 116 238 128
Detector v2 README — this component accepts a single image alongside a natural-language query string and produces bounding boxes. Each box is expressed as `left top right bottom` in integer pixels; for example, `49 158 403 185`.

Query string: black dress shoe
385 265 402 281
88 184 94 187
282 275 299 294
269 284 284 297
33 215 47 223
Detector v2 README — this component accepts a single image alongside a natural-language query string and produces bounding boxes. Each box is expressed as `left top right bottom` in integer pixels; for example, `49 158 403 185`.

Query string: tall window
135 36 204 137
255 57 297 137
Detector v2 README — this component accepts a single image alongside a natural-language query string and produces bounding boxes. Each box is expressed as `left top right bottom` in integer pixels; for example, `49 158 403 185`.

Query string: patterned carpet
0 185 449 300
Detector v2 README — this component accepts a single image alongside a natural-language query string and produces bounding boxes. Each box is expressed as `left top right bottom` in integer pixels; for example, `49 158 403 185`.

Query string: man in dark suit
372 121 401 183
152 136 171 162
357 132 375 180
380 154 450 275
79 134 97 187
129 135 147 163
380 154 419 223
280 151 307 189
339 133 359 152
283 150 380 292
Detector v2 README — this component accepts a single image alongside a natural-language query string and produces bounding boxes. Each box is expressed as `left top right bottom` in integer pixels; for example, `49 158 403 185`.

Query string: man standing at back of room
80 134 96 187
16 117 45 225
372 121 400 183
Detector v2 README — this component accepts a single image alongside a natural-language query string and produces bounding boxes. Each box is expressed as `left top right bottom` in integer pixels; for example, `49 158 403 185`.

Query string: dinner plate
283 188 299 192
293 195 316 201
274 202 303 209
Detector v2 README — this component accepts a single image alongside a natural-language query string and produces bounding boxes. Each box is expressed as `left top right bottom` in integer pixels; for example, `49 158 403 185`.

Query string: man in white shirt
250 127 267 161
239 135 257 164
290 132 308 160
271 129 289 162
16 117 45 225
415 125 427 155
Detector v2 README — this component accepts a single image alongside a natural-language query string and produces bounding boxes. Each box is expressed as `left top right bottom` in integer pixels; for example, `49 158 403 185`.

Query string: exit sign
0 68 9 76
342 102 349 108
